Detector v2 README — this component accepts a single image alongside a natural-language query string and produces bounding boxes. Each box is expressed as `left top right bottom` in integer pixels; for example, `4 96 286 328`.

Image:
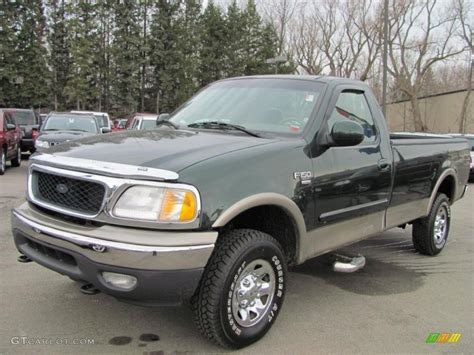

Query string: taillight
32 129 38 140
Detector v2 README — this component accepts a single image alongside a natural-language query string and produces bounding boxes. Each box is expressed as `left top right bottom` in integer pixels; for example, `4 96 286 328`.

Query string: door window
5 112 15 127
328 91 378 143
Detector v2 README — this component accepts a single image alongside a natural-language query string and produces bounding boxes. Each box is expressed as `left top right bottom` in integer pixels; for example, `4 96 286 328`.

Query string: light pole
382 0 389 116
265 55 288 74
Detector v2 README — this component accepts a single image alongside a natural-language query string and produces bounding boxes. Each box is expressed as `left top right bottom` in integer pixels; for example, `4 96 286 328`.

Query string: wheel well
219 205 298 265
437 175 455 203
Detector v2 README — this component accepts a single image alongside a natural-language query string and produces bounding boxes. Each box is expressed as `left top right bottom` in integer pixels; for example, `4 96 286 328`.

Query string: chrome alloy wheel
232 259 276 328
433 205 448 248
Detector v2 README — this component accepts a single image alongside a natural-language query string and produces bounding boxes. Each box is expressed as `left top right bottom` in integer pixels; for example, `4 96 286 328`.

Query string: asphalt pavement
0 162 472 354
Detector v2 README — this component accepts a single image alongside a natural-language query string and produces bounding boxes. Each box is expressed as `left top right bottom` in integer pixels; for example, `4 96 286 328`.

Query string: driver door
307 86 392 256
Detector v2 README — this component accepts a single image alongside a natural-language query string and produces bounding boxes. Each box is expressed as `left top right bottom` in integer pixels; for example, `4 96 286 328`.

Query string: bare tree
260 0 298 55
289 6 327 74
455 0 473 133
288 0 382 79
387 0 463 132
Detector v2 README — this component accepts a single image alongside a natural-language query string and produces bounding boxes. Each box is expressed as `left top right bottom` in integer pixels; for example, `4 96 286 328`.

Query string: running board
332 254 366 273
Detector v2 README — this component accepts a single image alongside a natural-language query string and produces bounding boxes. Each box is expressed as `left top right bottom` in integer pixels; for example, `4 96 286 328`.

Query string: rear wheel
11 146 21 167
0 148 6 175
412 193 450 255
192 229 287 349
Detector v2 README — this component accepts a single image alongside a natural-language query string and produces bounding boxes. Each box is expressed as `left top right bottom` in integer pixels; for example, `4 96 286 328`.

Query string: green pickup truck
12 76 470 348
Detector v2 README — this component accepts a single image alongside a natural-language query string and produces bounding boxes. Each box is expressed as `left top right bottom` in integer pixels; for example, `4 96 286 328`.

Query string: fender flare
426 168 458 214
212 192 307 249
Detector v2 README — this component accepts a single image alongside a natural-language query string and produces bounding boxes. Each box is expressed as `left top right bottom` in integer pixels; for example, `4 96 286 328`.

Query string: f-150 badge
293 171 312 184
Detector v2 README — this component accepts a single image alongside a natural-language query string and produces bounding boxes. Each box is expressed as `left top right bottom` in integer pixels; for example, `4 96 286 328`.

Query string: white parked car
71 111 111 130
129 115 158 130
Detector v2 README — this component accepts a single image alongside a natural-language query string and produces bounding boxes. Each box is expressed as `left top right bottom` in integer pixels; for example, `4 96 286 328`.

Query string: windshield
141 119 158 130
42 115 98 133
170 79 323 136
7 110 36 125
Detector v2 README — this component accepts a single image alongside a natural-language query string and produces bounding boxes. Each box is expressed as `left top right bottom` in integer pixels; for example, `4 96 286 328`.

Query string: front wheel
192 229 287 349
412 193 450 255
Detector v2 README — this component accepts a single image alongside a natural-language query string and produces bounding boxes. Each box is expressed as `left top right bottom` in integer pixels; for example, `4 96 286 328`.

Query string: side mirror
331 120 364 146
156 113 170 125
6 123 16 131
101 127 112 134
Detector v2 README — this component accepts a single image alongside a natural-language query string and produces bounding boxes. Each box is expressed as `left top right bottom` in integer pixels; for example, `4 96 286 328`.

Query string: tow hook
332 253 366 273
17 254 32 263
79 283 101 295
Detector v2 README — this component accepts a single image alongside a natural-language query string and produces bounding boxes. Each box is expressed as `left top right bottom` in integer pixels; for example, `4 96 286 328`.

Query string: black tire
11 146 21 167
0 148 6 175
192 229 287 349
412 193 450 256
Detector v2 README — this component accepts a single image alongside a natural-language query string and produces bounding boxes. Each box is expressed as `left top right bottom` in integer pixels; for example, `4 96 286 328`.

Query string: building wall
385 90 473 133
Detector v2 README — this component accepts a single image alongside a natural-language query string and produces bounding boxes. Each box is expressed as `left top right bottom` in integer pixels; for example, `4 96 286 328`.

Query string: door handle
377 159 391 172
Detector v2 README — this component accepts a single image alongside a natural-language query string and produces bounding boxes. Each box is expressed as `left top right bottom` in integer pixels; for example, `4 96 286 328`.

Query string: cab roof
220 74 365 86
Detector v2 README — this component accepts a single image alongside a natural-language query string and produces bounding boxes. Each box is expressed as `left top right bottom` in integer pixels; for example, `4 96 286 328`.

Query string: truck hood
44 129 276 172
37 131 96 143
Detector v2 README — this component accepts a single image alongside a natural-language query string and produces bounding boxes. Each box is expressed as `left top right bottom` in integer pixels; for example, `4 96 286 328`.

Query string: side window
327 91 378 144
5 112 15 126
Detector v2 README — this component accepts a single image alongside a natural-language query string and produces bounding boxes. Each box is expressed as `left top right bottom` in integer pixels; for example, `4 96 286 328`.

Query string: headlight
35 140 49 149
113 185 198 222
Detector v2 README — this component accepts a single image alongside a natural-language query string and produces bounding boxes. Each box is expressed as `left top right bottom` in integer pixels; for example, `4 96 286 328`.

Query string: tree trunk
141 1 147 112
410 95 428 132
459 60 472 133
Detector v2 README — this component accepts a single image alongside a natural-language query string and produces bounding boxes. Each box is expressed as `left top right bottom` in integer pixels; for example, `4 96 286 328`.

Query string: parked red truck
0 109 22 175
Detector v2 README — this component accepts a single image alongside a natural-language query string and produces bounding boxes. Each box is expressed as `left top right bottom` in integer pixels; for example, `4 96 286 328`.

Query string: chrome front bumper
11 203 217 271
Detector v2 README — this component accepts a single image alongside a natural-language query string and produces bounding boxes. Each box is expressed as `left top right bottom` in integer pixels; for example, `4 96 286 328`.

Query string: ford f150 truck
11 76 470 348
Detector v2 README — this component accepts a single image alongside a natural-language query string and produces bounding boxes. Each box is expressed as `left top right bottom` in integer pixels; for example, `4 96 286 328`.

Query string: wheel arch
212 193 306 265
427 168 458 214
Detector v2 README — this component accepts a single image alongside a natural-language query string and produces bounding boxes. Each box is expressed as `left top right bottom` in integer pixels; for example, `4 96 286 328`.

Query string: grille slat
33 171 105 215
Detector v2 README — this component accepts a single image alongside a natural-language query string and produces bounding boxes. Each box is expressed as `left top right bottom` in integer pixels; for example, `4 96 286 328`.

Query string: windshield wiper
68 129 89 132
187 121 261 138
156 120 179 129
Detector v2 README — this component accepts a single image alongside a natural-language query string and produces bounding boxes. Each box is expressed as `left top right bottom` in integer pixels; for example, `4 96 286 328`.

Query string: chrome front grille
32 170 106 215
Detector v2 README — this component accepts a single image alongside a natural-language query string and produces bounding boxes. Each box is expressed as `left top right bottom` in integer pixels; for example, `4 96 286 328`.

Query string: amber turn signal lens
159 189 197 222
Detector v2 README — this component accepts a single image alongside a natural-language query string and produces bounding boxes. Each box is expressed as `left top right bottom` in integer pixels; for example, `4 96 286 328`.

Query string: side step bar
332 254 366 273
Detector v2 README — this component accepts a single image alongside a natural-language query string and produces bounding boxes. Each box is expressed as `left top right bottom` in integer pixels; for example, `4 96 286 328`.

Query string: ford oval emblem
55 183 69 194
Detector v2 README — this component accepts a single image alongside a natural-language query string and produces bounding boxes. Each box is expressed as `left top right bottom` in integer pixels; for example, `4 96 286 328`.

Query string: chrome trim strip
13 211 212 253
30 154 179 181
27 163 202 229
319 199 389 220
